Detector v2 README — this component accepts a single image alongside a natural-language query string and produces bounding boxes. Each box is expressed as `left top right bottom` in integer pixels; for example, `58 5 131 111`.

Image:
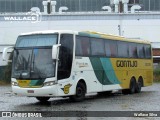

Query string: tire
135 78 143 93
36 97 50 102
129 78 136 94
122 78 136 95
70 82 86 102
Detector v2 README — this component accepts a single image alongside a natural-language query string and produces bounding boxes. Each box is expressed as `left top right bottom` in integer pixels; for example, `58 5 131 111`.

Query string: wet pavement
0 83 160 120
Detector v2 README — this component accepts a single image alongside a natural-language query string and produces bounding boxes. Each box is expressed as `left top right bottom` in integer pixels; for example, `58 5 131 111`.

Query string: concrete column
51 1 57 14
114 0 120 13
122 0 129 13
42 1 48 14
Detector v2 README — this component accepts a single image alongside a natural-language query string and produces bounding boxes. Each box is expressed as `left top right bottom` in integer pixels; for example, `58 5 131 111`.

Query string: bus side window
105 40 111 57
109 41 118 57
145 45 151 59
129 43 138 58
117 41 129 58
91 38 105 56
75 36 90 56
137 44 145 58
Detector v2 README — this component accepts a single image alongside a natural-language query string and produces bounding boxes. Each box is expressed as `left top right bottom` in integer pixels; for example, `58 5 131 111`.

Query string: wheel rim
77 87 83 97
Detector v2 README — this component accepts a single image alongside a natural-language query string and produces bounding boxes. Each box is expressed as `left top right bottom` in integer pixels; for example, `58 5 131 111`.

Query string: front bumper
12 85 58 97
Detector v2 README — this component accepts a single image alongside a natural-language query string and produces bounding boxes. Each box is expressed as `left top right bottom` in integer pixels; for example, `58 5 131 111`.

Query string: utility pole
118 25 121 36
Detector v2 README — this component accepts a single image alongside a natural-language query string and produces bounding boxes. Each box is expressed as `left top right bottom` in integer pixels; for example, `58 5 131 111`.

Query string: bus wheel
36 97 50 102
135 78 143 93
122 78 136 95
70 82 86 102
129 78 136 94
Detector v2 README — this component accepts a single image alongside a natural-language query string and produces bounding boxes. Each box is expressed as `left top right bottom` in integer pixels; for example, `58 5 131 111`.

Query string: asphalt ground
0 83 160 120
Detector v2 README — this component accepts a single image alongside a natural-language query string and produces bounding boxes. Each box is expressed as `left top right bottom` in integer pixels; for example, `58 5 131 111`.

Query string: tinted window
105 40 118 57
16 34 58 47
129 43 138 58
105 40 117 57
137 44 145 58
91 38 105 56
58 34 73 80
145 45 151 58
76 36 90 56
118 41 129 58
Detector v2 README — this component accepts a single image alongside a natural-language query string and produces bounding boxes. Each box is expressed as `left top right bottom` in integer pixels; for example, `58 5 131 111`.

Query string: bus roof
20 30 78 36
20 30 150 44
79 31 151 44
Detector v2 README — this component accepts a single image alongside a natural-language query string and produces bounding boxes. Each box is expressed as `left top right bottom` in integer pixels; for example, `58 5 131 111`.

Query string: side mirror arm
52 44 61 60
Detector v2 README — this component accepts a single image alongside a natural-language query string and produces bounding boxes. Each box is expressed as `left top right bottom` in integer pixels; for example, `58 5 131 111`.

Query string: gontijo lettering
116 60 137 67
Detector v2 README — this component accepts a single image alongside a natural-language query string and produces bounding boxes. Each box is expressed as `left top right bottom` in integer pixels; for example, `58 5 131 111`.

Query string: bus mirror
2 46 14 62
52 44 61 60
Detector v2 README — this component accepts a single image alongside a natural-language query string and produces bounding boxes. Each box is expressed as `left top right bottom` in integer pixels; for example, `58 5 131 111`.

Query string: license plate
27 90 34 93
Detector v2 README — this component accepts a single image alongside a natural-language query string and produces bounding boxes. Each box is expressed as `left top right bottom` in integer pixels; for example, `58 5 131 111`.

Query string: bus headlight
43 81 57 86
12 81 18 86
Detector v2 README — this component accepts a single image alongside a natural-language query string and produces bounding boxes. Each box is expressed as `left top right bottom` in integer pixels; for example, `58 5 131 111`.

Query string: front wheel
36 97 50 102
70 82 86 102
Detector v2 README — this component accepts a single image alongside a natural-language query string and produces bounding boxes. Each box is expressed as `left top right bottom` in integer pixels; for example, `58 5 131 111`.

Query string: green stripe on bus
78 32 90 37
100 58 121 84
89 57 112 85
29 80 44 86
78 32 101 39
89 34 101 38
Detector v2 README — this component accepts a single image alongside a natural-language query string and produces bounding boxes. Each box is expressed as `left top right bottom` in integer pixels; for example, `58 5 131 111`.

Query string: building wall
0 14 160 45
0 14 160 66
153 49 160 56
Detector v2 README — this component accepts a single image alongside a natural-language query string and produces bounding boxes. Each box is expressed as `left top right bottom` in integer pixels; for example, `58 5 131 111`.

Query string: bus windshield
12 34 58 79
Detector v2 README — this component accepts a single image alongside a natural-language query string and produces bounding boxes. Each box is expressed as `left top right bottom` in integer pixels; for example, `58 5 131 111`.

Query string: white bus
3 30 153 102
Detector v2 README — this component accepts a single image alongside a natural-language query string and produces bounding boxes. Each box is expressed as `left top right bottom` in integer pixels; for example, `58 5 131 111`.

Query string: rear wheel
36 97 50 102
122 78 136 94
70 82 86 102
129 78 136 94
135 78 143 93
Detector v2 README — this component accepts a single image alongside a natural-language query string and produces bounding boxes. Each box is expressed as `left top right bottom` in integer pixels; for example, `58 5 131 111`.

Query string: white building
0 0 160 67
